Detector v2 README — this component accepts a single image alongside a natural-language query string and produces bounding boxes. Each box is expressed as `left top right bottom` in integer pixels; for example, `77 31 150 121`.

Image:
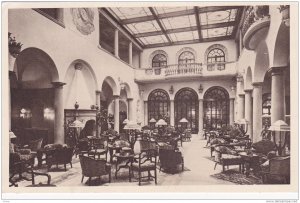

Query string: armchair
46 146 74 171
214 146 243 172
79 155 111 185
261 156 290 184
158 148 184 174
88 138 108 161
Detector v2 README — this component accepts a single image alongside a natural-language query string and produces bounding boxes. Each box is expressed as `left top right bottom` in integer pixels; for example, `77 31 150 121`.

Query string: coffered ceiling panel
105 6 243 48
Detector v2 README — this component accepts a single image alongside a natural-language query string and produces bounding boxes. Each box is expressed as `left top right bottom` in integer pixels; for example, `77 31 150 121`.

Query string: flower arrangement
8 32 23 57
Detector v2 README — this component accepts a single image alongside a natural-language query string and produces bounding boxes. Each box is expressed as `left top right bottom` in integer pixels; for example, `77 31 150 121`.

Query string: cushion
132 162 155 170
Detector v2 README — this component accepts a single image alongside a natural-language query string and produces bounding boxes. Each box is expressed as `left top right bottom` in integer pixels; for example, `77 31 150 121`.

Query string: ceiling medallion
71 8 95 35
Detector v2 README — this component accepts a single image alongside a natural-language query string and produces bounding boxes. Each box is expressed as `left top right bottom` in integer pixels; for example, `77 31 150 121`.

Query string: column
113 95 120 133
139 51 143 69
114 29 119 58
270 67 285 124
229 98 235 125
144 101 148 126
129 41 133 66
252 82 263 143
237 94 245 120
198 99 204 135
127 98 133 120
52 82 66 144
95 90 101 137
170 100 175 126
244 90 253 139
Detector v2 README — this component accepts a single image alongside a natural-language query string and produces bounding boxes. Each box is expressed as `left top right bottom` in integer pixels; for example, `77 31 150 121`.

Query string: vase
74 102 79 109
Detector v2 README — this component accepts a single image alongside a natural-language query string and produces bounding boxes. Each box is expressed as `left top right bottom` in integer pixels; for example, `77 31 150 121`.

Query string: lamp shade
155 119 167 126
179 118 189 123
123 119 129 124
9 131 16 139
149 118 157 123
124 120 141 130
268 120 290 132
69 119 84 128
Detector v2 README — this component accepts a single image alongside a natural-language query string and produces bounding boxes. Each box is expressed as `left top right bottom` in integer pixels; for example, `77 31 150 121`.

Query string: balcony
242 6 270 50
134 62 237 83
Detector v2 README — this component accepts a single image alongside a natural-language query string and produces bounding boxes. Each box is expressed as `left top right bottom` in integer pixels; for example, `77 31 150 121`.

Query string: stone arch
120 82 132 99
176 47 197 63
15 47 59 88
64 60 98 109
204 44 228 63
148 50 168 68
102 76 120 96
273 22 290 67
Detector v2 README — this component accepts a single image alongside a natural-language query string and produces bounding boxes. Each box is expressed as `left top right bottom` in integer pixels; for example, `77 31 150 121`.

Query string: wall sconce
20 108 32 119
44 107 55 120
169 85 174 94
198 84 203 93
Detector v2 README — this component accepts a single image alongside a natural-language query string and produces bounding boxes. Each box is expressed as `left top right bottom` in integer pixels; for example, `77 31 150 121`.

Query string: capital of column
236 75 244 82
252 82 263 87
269 66 287 76
244 89 252 93
238 94 245 97
113 95 120 99
52 82 66 88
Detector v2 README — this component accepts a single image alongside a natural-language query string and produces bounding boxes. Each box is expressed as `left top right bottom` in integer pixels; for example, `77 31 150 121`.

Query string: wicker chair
79 155 111 185
88 138 108 160
214 146 243 172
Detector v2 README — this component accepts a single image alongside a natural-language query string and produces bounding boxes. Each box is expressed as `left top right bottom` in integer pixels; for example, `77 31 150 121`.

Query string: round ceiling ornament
71 8 95 35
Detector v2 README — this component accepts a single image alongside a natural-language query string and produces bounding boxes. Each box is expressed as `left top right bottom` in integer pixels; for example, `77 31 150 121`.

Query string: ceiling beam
133 21 236 38
232 8 244 39
194 6 202 42
144 35 233 49
148 7 172 44
119 6 242 25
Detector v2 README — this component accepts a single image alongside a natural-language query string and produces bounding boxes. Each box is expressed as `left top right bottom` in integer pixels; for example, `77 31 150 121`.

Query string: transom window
148 89 170 123
178 51 195 65
152 54 167 68
207 48 225 71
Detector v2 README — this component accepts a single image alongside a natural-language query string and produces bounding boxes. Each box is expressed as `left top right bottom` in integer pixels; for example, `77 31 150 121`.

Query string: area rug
211 169 263 185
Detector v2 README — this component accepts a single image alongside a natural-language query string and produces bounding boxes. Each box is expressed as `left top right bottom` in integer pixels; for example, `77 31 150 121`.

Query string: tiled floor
17 134 234 187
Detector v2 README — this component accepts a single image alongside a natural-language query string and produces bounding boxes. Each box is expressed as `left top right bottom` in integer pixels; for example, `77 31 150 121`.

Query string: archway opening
148 89 170 124
203 87 229 130
174 88 198 133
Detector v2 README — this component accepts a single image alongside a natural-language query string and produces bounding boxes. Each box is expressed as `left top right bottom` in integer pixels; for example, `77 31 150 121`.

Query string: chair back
79 155 107 177
252 140 276 155
269 156 290 176
138 148 157 166
28 138 43 152
54 147 74 164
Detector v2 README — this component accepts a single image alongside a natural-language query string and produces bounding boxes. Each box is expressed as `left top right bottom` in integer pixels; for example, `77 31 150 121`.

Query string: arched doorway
203 87 229 130
148 89 170 123
174 88 198 133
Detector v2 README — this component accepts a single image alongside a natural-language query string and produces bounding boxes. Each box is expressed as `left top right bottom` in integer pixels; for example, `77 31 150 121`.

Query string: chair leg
81 176 84 183
108 172 111 183
222 165 225 172
148 171 150 180
214 162 218 170
138 171 141 186
88 177 91 186
64 164 67 171
129 168 131 182
70 162 73 168
154 169 157 184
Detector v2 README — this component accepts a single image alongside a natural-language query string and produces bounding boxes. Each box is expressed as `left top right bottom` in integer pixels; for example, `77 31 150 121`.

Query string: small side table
113 152 134 181
108 144 122 163
238 152 260 177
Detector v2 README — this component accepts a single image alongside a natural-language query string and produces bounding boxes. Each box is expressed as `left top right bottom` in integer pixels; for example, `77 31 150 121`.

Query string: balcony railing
135 62 237 82
241 6 270 38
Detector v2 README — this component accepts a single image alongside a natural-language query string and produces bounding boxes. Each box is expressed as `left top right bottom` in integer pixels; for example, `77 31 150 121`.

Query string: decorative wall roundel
71 8 95 35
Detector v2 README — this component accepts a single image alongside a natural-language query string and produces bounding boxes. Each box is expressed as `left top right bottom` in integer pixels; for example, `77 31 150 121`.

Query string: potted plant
279 5 290 21
8 32 23 57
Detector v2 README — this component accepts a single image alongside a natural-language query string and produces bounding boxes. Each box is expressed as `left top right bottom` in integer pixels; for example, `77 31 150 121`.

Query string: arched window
207 48 226 71
148 89 170 123
203 87 229 130
178 51 195 67
152 54 167 68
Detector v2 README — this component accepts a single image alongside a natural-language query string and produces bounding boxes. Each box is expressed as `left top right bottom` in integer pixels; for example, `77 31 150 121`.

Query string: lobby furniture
214 146 243 172
261 156 290 184
113 151 134 181
45 145 74 171
108 139 131 163
251 139 276 163
79 155 111 186
158 148 184 173
130 148 157 186
88 137 108 161
238 151 260 177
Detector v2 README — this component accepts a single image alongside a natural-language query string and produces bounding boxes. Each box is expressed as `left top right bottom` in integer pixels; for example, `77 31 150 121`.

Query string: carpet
211 169 263 185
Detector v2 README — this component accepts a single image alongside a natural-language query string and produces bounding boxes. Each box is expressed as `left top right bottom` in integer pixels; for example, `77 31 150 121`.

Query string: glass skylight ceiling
108 6 242 48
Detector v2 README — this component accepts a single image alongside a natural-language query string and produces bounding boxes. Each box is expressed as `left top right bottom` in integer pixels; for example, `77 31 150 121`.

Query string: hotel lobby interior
6 4 294 191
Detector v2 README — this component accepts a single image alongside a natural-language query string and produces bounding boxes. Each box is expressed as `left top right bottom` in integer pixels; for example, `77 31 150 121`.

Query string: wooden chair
88 138 108 161
79 155 111 186
261 156 290 184
130 147 157 186
214 146 243 172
